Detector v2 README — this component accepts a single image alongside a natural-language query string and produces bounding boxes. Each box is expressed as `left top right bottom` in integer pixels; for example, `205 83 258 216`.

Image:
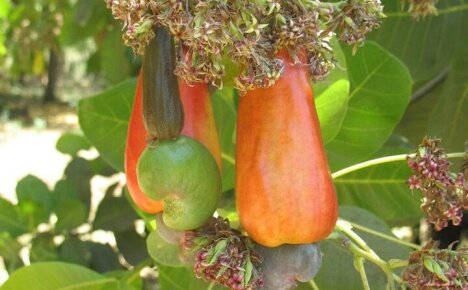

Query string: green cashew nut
137 136 221 230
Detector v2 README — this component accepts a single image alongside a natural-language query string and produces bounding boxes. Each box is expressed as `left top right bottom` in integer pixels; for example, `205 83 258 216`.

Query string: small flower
406 137 468 231
402 240 468 289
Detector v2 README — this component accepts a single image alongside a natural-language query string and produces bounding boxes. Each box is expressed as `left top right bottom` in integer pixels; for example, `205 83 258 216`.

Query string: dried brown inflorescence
402 0 440 19
181 217 264 290
402 240 468 289
407 137 468 231
106 0 384 92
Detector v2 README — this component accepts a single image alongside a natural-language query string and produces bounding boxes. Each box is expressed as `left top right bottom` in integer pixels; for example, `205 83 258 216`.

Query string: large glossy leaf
315 39 351 144
325 41 412 171
79 79 136 172
374 0 468 152
315 206 411 290
0 262 119 290
428 49 468 151
334 136 423 225
369 0 467 82
395 64 467 153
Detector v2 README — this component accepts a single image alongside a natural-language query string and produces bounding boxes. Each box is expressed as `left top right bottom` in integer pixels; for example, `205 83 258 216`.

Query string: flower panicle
105 0 385 91
402 240 468 289
182 217 264 290
406 137 468 231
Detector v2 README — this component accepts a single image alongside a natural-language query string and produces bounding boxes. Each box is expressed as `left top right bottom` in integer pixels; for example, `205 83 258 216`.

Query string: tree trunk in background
43 47 61 103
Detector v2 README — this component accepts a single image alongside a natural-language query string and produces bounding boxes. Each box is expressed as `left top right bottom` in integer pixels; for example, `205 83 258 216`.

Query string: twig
331 152 465 179
411 67 450 103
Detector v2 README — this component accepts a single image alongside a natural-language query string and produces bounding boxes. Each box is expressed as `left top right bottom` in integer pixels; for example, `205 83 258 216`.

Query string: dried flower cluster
407 137 468 231
106 0 383 91
181 217 263 290
403 0 440 19
402 240 468 289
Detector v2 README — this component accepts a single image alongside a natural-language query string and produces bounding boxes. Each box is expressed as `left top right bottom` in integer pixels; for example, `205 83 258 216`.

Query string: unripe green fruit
137 136 221 230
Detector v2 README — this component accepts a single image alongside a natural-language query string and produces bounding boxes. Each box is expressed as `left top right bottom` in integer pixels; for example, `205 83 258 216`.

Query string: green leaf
0 232 23 271
296 283 314 290
0 262 119 290
29 234 59 263
394 66 467 155
16 175 53 213
59 0 109 46
371 0 468 153
55 199 88 232
0 0 11 18
315 39 351 144
53 179 81 203
325 42 412 171
86 242 122 273
89 157 117 177
114 228 148 266
64 158 93 208
314 206 411 290
212 87 237 192
369 0 466 82
146 230 185 267
56 133 91 156
74 0 96 26
59 237 91 267
334 136 423 225
101 28 132 84
78 79 136 172
158 265 227 290
0 198 28 236
93 184 138 232
428 50 468 151
316 79 351 144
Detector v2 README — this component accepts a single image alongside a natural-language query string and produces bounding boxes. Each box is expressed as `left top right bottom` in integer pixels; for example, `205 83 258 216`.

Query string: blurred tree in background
0 0 140 103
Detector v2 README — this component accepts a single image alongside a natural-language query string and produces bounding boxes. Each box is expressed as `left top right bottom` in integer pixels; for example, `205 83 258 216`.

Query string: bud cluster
407 137 468 231
181 217 264 290
329 0 384 53
402 240 468 289
106 0 384 92
403 0 440 19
